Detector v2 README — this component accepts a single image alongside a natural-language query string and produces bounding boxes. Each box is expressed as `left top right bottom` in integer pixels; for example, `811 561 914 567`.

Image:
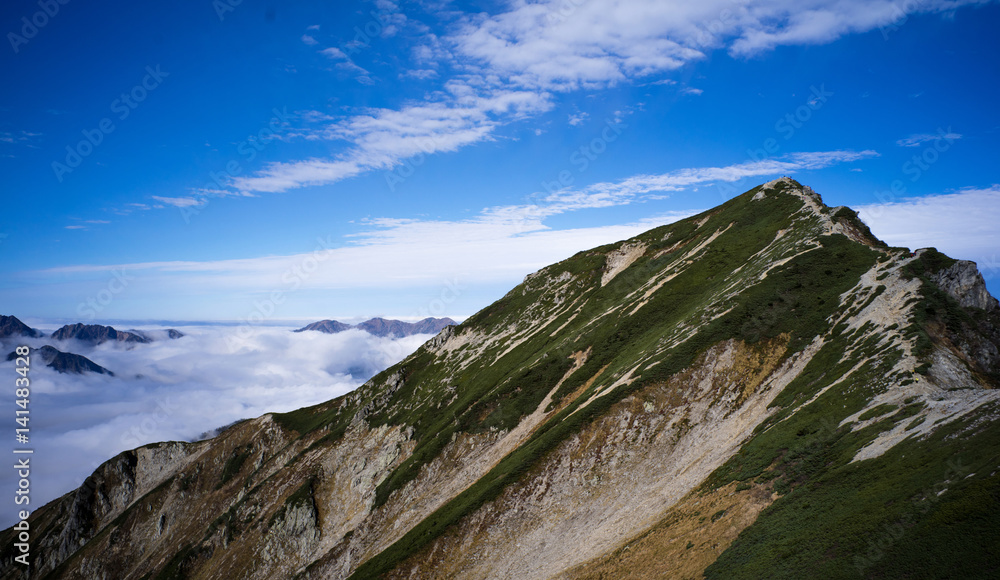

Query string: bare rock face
931 260 999 311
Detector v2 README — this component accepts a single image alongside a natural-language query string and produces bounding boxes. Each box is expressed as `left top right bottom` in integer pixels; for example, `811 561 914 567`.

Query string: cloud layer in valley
0 325 433 526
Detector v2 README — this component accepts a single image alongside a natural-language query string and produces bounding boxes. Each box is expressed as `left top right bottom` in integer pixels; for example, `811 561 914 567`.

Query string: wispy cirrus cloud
553 150 879 204
219 0 977 197
896 131 963 147
151 196 206 208
37 150 874 303
231 87 552 193
320 46 374 84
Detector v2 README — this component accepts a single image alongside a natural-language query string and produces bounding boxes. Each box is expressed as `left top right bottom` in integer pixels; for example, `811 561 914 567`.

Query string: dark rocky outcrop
50 323 151 345
0 315 43 339
6 345 114 376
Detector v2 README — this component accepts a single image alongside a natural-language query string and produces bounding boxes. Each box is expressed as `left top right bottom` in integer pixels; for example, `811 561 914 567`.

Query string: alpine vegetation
3 179 999 579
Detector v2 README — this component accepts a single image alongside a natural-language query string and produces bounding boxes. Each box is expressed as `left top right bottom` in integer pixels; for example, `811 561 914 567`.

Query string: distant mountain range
295 317 456 338
0 317 184 377
6 345 114 376
0 316 185 346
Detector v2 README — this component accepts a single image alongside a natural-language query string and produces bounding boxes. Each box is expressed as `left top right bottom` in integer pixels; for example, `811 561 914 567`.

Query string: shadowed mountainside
6 345 114 376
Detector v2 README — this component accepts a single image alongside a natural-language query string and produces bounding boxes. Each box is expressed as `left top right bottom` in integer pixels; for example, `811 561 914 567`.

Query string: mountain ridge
295 316 456 338
5 177 999 579
0 315 43 339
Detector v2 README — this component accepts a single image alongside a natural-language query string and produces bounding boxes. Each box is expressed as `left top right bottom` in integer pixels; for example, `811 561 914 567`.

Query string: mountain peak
0 314 43 339
10 181 1000 580
50 323 151 345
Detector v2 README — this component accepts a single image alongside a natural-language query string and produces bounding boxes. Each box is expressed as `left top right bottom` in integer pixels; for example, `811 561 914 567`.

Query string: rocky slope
4 178 999 579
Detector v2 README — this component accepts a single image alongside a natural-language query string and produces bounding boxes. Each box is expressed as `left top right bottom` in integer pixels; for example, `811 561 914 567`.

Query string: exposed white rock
601 241 647 286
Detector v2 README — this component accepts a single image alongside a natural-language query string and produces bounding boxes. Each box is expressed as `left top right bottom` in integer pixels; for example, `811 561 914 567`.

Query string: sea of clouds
0 324 432 527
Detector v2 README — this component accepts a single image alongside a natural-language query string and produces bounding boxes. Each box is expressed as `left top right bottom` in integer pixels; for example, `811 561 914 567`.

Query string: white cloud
302 34 318 46
448 0 985 91
857 186 1000 273
0 327 433 527
402 68 439 80
41 150 871 300
151 196 205 208
567 112 589 126
320 47 350 60
0 130 42 145
221 0 958 196
231 88 552 193
896 131 963 147
564 150 879 201
681 87 703 95
319 46 374 83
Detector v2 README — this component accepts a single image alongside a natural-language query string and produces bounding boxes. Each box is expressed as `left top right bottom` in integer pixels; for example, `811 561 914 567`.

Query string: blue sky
2 0 999 323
